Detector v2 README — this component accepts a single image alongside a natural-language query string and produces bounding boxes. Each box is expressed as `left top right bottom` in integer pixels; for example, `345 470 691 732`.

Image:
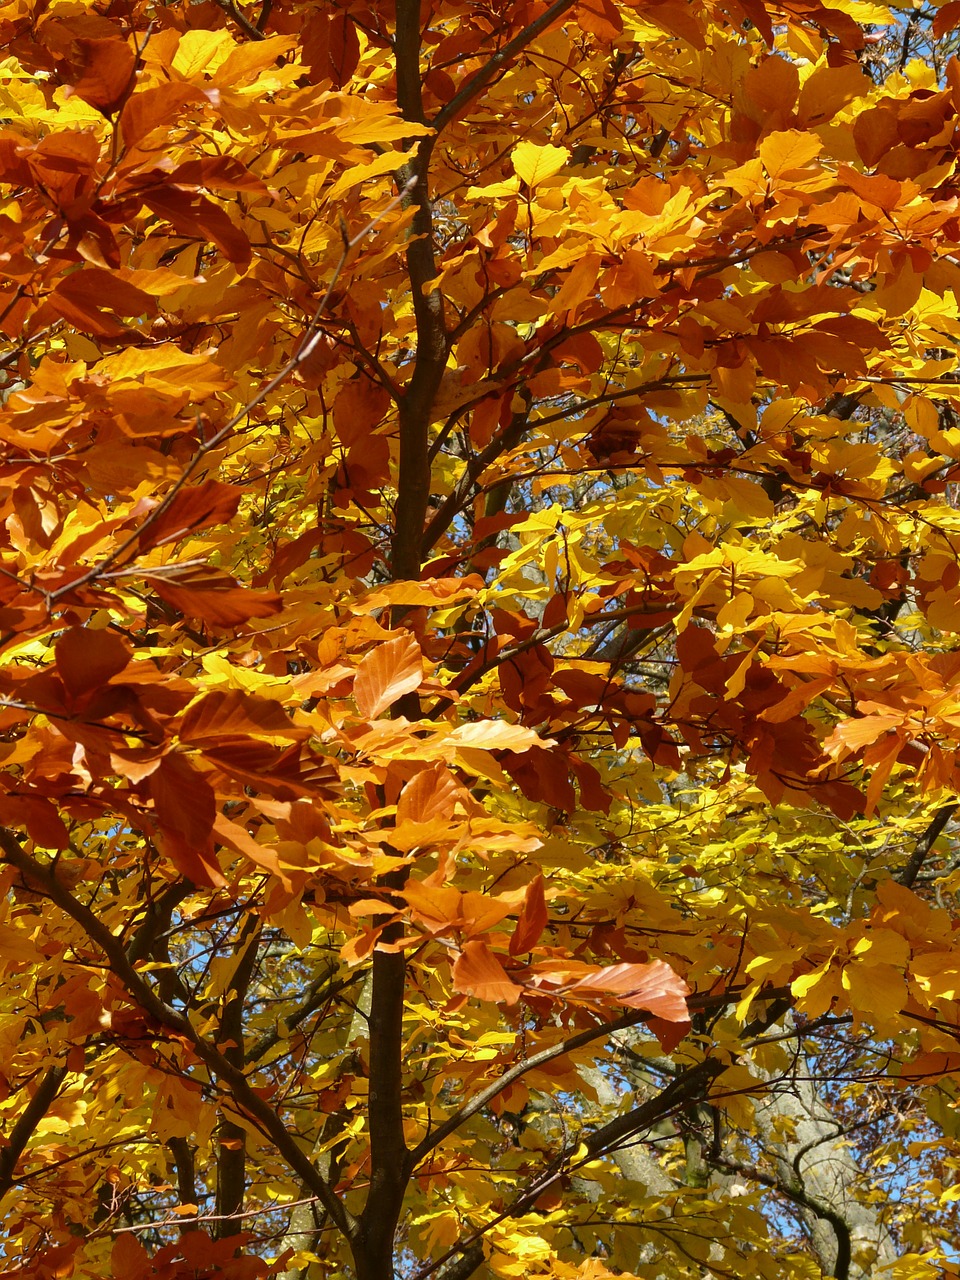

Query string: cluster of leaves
3 0 960 1277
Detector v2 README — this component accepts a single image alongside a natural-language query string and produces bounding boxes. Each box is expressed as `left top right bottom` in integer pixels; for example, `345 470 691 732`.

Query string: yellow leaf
758 129 823 178
172 29 235 78
512 141 570 187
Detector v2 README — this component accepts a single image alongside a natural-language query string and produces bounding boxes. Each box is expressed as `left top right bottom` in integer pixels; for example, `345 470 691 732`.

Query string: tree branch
707 1152 852 1280
215 914 261 1238
0 830 358 1243
0 1063 68 1198
431 0 577 135
899 803 956 888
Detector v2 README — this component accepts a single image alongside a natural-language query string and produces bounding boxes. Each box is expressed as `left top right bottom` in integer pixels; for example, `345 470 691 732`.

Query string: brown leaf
146 566 282 626
55 627 132 699
141 187 251 267
139 480 243 551
160 829 226 889
202 740 338 800
170 156 269 195
149 754 215 848
63 37 137 115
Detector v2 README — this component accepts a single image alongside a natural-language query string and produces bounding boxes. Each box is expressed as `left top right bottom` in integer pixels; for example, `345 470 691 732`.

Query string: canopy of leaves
1 0 960 1277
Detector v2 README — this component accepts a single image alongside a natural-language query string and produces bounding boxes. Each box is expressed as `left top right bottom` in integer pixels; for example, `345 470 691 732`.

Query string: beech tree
4 0 960 1276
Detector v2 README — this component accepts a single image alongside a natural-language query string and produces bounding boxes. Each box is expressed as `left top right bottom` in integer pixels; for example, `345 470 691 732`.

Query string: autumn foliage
2 0 960 1276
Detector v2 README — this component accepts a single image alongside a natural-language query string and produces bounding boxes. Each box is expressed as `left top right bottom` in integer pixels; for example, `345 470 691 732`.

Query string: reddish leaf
332 377 391 447
646 1015 692 1053
51 267 158 318
140 187 251 267
111 1229 151 1280
169 156 268 195
936 3 960 38
202 740 338 800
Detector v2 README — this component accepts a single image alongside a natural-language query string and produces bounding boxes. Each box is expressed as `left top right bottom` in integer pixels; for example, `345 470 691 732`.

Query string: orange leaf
575 0 622 38
119 82 209 150
179 690 307 745
396 764 461 825
823 713 903 759
936 2 960 37
354 633 423 718
758 129 822 178
213 812 292 890
565 959 691 1021
159 830 226 889
149 754 215 847
509 875 548 956
452 940 522 1005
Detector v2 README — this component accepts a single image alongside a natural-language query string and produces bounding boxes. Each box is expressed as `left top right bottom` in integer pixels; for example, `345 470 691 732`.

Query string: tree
3 0 960 1276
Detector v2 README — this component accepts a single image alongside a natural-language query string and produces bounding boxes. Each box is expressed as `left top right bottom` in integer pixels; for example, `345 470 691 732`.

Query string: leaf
563 959 690 1022
935 3 960 39
396 764 461 825
213 812 292 889
111 1234 150 1280
758 130 823 178
170 155 269 195
512 141 570 187
120 82 210 149
823 713 903 759
47 267 160 336
443 722 553 751
138 480 243 550
145 566 282 626
55 627 132 698
509 875 548 955
575 0 622 39
149 753 215 847
179 689 307 744
159 829 226 889
60 36 136 115
140 187 251 267
452 940 523 1005
353 633 423 718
